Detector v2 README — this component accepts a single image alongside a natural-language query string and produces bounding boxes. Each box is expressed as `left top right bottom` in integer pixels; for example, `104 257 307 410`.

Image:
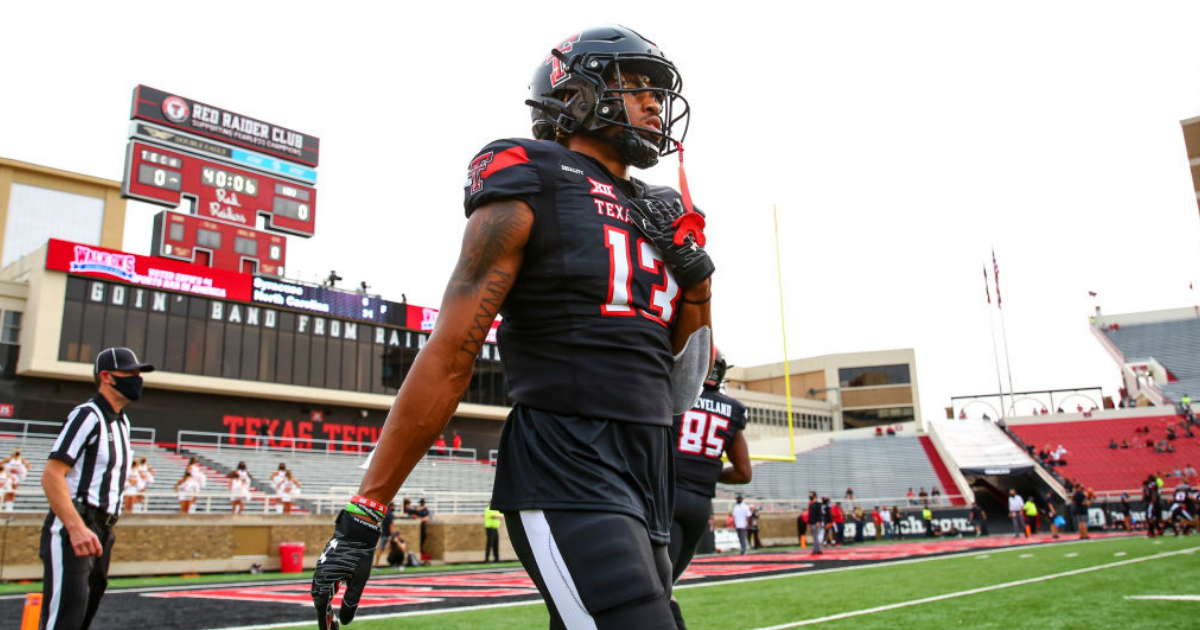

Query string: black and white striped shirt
48 396 132 516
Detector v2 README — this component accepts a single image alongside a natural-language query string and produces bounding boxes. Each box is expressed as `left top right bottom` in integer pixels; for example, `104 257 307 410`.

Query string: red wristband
351 495 387 513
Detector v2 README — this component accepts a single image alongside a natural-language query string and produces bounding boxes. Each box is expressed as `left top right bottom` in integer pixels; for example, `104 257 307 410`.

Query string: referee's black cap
94 347 155 378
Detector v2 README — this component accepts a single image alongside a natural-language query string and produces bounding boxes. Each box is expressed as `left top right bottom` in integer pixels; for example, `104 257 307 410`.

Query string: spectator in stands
175 472 200 514
931 486 942 504
1186 464 1198 479
279 471 301 514
907 488 917 506
1109 438 1119 450
451 430 463 452
1008 490 1027 538
433 434 447 454
845 487 855 501
731 495 751 554
1167 426 1178 441
1052 445 1068 466
1121 439 1131 449
871 506 883 541
886 426 896 436
958 410 966 419
918 487 929 506
401 497 416 518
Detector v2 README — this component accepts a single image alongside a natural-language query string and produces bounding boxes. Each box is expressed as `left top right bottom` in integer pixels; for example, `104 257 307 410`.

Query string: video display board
123 140 317 236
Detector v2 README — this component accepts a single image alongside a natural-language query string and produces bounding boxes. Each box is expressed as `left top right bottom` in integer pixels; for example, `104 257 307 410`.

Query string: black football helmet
528 25 689 169
704 348 730 390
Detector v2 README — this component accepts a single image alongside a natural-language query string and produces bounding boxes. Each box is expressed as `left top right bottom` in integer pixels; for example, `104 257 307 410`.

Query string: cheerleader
175 472 201 513
279 470 301 514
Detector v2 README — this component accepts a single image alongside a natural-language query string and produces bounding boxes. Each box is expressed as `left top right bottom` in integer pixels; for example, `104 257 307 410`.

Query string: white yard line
746 547 1197 630
1125 595 1200 602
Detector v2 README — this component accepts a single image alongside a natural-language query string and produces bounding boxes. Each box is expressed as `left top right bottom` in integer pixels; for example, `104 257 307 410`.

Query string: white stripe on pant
520 510 599 630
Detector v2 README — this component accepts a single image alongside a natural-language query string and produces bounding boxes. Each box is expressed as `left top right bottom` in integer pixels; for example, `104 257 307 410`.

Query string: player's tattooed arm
446 202 531 358
355 200 531 505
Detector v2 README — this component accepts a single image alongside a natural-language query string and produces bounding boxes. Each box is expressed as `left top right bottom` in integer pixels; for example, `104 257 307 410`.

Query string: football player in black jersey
311 25 714 630
668 350 751 586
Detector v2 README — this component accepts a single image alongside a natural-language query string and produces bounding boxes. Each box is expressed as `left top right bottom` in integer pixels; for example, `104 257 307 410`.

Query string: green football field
323 535 1199 630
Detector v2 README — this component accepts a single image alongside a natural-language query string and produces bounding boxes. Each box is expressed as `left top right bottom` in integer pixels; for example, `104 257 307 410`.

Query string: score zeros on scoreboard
122 139 317 237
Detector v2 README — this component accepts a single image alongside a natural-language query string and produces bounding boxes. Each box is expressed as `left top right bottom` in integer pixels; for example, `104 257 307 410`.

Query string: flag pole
993 248 1017 416
984 265 1005 420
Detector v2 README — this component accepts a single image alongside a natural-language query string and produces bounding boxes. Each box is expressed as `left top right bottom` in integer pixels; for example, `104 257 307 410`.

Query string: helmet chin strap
607 128 660 169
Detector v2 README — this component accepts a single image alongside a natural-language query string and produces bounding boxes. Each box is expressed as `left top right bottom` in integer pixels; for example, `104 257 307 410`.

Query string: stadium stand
181 445 497 514
1006 413 1200 493
720 430 960 506
1099 318 1200 401
0 431 239 513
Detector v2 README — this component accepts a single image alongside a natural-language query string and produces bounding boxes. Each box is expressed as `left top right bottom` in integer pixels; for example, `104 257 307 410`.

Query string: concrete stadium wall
0 513 519 580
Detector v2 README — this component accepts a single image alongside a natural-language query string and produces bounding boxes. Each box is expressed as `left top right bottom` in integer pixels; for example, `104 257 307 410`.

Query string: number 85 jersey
674 388 748 498
464 138 685 426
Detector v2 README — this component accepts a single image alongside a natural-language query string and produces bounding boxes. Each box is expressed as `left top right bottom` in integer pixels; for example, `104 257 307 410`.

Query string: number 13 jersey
463 138 683 426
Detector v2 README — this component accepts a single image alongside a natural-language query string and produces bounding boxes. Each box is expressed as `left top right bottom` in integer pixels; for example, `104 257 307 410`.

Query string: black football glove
627 196 715 288
311 510 380 630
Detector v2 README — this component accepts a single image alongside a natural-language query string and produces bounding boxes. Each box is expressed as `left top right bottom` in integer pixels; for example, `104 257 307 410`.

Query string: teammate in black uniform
668 350 751 584
312 25 714 630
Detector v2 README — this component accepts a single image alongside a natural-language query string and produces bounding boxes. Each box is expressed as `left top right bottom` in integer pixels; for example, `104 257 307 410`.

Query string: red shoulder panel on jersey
482 146 530 180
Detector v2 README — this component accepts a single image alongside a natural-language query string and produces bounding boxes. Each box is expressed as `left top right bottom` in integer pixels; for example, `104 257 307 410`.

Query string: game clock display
122 139 317 236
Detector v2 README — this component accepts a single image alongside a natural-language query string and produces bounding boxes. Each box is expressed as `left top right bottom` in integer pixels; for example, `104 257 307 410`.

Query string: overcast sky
4 2 1200 421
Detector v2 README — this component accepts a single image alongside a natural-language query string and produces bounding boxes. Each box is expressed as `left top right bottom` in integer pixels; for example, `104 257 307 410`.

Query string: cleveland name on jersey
463 138 686 426
673 388 748 497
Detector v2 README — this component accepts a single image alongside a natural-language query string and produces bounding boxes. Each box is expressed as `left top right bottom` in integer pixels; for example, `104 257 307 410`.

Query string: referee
40 347 152 630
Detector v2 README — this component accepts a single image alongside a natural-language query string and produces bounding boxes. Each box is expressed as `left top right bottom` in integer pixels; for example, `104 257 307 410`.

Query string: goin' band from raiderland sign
45 239 252 302
131 85 320 167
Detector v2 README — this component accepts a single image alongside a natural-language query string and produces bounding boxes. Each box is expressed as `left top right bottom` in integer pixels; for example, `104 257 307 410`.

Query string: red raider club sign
45 239 252 301
131 85 319 167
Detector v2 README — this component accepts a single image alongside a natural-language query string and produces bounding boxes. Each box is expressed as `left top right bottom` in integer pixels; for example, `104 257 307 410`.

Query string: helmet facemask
530 46 690 169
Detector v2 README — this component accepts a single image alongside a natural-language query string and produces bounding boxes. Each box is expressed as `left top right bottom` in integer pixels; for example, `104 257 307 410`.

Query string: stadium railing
0 418 155 445
711 494 965 515
176 430 478 461
308 488 494 515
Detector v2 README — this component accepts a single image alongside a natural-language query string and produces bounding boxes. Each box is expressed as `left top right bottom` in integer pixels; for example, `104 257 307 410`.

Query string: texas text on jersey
673 388 748 497
464 137 685 426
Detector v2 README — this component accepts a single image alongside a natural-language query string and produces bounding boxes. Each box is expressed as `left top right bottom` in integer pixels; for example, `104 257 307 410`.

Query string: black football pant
485 527 500 562
668 488 711 583
506 509 681 630
40 512 115 630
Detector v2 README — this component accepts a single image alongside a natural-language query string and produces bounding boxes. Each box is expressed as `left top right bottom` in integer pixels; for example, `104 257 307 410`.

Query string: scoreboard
123 140 317 237
151 211 288 276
